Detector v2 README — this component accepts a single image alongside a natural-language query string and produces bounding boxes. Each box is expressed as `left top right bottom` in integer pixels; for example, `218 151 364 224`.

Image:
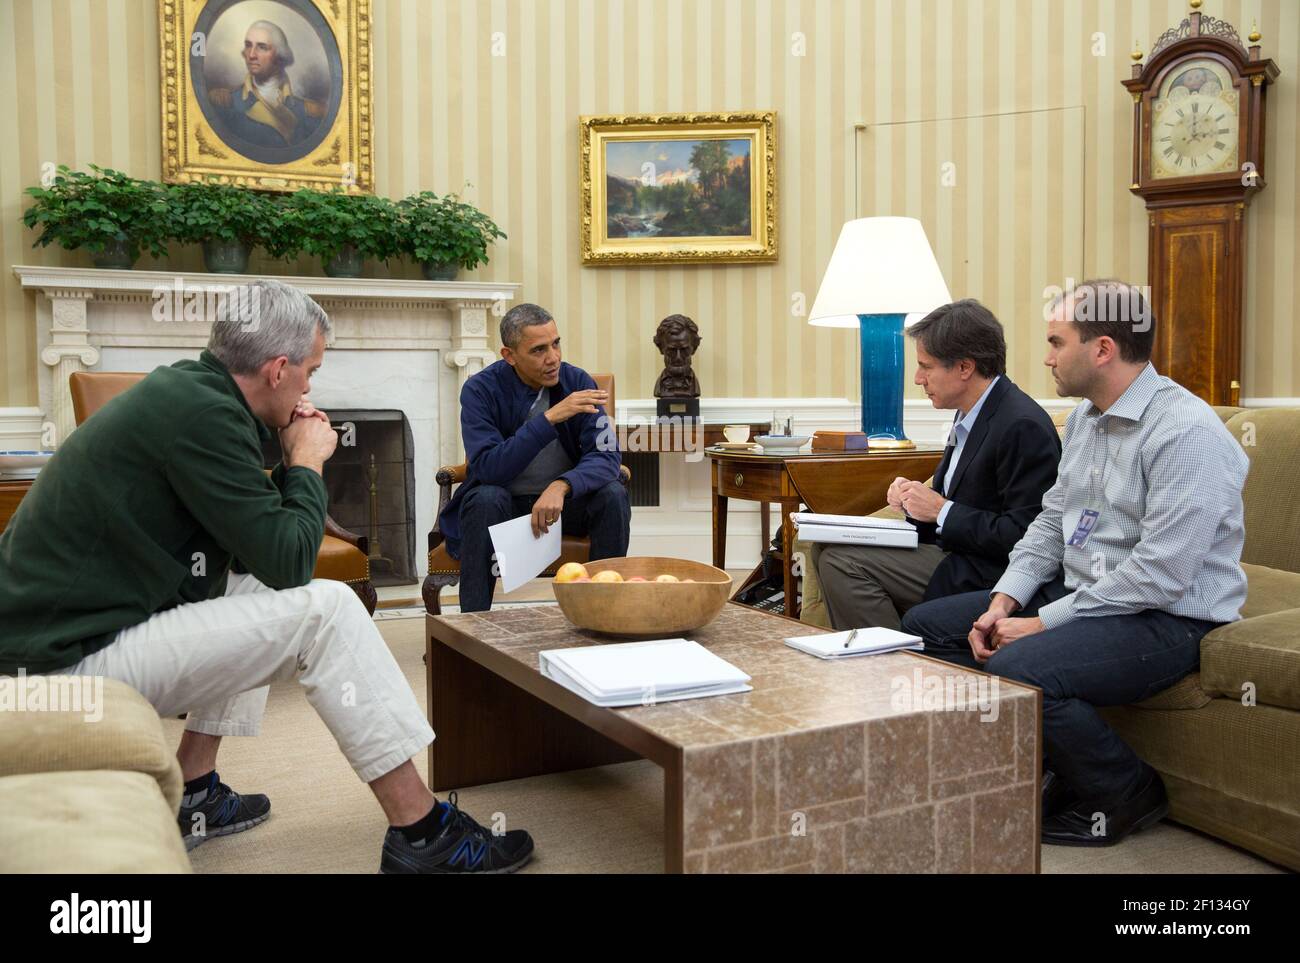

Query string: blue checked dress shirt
992 363 1250 629
936 376 1000 532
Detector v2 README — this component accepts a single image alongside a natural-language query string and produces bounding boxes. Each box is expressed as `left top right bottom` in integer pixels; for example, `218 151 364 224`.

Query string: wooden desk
0 479 34 534
707 446 945 617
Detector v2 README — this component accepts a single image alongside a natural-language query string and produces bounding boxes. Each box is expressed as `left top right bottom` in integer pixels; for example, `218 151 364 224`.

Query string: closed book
811 430 868 451
793 522 918 548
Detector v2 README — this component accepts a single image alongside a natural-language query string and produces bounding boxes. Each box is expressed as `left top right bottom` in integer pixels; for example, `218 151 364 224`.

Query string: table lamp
807 217 951 448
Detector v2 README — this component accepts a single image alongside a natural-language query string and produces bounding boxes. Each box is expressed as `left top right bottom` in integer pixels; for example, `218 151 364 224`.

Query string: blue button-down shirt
993 363 1249 629
936 376 1000 532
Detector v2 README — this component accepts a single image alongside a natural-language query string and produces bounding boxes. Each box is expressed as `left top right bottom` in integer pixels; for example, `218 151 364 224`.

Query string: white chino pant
61 573 434 783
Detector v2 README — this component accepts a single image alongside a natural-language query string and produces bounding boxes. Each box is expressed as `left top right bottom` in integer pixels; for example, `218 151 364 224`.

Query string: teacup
723 424 750 444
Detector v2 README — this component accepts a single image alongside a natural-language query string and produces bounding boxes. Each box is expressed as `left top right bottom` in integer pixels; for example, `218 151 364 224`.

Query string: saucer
754 434 810 450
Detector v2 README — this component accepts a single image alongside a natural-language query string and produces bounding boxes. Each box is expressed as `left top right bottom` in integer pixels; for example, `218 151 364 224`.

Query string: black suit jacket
910 377 1061 600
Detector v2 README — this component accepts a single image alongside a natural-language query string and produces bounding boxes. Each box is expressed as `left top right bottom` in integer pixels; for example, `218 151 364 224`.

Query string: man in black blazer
814 299 1061 630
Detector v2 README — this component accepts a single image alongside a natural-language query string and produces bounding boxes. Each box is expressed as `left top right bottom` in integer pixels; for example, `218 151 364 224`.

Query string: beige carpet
163 616 1286 874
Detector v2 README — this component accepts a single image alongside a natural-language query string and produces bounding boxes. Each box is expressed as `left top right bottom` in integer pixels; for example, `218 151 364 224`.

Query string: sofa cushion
0 770 191 873
1133 672 1212 710
1240 562 1300 620
1223 407 1300 574
1199 607 1300 711
0 676 181 810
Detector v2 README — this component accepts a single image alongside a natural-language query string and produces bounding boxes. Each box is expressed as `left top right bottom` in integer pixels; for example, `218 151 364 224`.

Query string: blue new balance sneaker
379 792 535 874
177 772 271 852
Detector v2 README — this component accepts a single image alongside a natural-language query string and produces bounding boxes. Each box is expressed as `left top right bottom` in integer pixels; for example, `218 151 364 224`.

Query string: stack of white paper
539 638 752 707
784 627 924 660
790 512 918 548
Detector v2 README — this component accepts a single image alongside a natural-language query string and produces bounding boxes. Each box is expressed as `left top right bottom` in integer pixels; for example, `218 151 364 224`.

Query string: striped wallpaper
1 0 1296 408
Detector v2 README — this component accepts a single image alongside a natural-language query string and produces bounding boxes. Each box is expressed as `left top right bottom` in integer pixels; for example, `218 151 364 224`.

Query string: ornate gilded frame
159 0 373 193
580 111 777 265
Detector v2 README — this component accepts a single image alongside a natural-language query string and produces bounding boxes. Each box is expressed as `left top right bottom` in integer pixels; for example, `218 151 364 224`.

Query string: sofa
799 405 1300 870
0 677 191 872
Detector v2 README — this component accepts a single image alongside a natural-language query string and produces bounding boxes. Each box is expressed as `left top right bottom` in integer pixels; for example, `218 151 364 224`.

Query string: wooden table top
428 602 1035 760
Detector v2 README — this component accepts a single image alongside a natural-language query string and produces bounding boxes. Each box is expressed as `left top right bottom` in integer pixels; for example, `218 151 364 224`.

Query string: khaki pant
812 542 947 631
58 573 434 784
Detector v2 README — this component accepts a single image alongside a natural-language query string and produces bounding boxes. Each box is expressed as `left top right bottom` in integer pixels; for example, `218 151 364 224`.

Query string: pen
843 628 859 649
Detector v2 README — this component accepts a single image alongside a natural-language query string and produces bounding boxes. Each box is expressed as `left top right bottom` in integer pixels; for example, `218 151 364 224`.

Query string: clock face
1150 59 1240 179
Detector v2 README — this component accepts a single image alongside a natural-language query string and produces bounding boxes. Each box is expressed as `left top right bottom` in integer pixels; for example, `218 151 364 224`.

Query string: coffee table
426 603 1041 873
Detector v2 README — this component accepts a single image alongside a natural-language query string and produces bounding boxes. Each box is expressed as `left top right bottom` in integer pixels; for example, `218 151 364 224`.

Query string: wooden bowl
552 557 733 637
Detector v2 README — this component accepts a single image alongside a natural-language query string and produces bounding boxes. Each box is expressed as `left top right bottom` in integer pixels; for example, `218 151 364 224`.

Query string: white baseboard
0 408 48 451
1242 397 1300 408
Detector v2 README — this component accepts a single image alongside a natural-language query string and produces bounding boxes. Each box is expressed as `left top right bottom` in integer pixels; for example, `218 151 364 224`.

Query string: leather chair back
70 371 147 426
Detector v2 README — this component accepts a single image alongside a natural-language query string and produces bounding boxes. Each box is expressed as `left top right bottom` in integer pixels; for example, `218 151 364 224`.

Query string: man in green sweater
0 279 533 874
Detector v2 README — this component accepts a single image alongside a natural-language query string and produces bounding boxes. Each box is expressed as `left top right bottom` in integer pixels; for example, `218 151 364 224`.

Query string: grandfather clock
1123 1 1278 405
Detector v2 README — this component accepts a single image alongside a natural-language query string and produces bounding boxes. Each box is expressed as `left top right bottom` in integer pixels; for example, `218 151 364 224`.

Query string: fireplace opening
262 409 417 586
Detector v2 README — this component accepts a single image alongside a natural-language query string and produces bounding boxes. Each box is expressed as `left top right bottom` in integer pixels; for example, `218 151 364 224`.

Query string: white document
488 511 562 594
793 523 918 548
791 512 916 531
784 627 924 660
539 638 752 706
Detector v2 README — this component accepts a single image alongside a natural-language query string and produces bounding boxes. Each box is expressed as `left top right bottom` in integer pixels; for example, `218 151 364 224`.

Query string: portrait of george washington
191 0 343 166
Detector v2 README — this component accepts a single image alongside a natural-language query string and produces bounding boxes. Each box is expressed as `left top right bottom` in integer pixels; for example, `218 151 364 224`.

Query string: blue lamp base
858 313 912 446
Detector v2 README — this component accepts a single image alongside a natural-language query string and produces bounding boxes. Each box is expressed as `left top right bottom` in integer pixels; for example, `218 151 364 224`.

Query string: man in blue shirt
439 303 630 611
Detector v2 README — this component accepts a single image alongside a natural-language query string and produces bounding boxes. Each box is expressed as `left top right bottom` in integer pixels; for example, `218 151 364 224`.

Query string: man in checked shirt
903 278 1250 848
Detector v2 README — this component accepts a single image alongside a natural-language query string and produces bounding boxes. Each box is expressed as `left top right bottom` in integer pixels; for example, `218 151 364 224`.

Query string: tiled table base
427 604 1040 873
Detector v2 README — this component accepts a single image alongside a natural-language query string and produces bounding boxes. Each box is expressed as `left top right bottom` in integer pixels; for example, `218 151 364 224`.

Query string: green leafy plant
397 190 506 270
280 188 401 262
167 178 274 247
21 165 170 259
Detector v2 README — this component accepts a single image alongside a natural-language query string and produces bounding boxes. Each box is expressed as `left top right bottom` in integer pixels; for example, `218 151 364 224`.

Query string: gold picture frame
159 0 373 193
580 111 777 265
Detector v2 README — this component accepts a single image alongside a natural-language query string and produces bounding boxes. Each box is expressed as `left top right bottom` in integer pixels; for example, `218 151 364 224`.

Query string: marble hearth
13 265 521 577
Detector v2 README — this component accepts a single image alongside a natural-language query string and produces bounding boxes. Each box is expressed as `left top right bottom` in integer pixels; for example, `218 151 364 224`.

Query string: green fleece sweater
0 351 328 674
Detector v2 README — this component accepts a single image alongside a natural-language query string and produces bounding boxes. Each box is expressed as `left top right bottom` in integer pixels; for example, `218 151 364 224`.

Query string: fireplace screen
262 409 417 585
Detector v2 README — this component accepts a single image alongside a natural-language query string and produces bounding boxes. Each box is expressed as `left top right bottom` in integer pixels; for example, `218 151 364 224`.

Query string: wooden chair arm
325 515 369 556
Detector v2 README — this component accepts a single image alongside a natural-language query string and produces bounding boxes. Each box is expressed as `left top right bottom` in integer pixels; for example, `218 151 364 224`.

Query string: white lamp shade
807 217 952 328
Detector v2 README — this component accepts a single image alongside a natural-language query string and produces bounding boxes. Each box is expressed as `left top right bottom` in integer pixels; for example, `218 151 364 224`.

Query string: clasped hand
886 476 946 524
967 594 1044 663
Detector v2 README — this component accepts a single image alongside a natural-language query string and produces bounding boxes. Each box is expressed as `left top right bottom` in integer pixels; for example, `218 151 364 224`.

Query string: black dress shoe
1041 769 1079 820
1042 768 1169 847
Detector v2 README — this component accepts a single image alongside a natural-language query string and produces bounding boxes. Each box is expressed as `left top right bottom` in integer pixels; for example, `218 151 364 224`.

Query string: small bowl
754 434 810 450
552 556 733 637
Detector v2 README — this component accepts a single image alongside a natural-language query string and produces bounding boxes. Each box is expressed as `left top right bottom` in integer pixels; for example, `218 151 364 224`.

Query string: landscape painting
604 138 752 239
581 112 777 265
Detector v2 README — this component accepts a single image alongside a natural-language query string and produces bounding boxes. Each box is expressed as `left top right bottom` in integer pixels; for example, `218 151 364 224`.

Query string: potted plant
397 190 506 280
21 165 170 268
281 188 400 278
168 178 274 274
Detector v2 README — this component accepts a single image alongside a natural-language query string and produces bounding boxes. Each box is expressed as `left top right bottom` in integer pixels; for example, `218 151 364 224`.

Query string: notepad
784 627 924 660
539 638 752 707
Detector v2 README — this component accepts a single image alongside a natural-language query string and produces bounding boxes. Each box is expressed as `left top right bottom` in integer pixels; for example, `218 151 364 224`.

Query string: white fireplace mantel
14 265 521 576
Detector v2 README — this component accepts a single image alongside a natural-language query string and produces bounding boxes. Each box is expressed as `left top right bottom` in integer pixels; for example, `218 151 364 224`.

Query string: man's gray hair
208 279 331 375
248 19 294 67
500 303 554 348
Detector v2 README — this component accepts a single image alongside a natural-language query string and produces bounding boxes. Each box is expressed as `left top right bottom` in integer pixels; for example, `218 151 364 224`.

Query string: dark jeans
456 479 631 612
901 580 1217 806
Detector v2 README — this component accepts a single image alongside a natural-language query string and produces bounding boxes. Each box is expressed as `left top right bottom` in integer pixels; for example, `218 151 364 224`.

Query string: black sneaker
379 792 535 874
178 773 271 852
